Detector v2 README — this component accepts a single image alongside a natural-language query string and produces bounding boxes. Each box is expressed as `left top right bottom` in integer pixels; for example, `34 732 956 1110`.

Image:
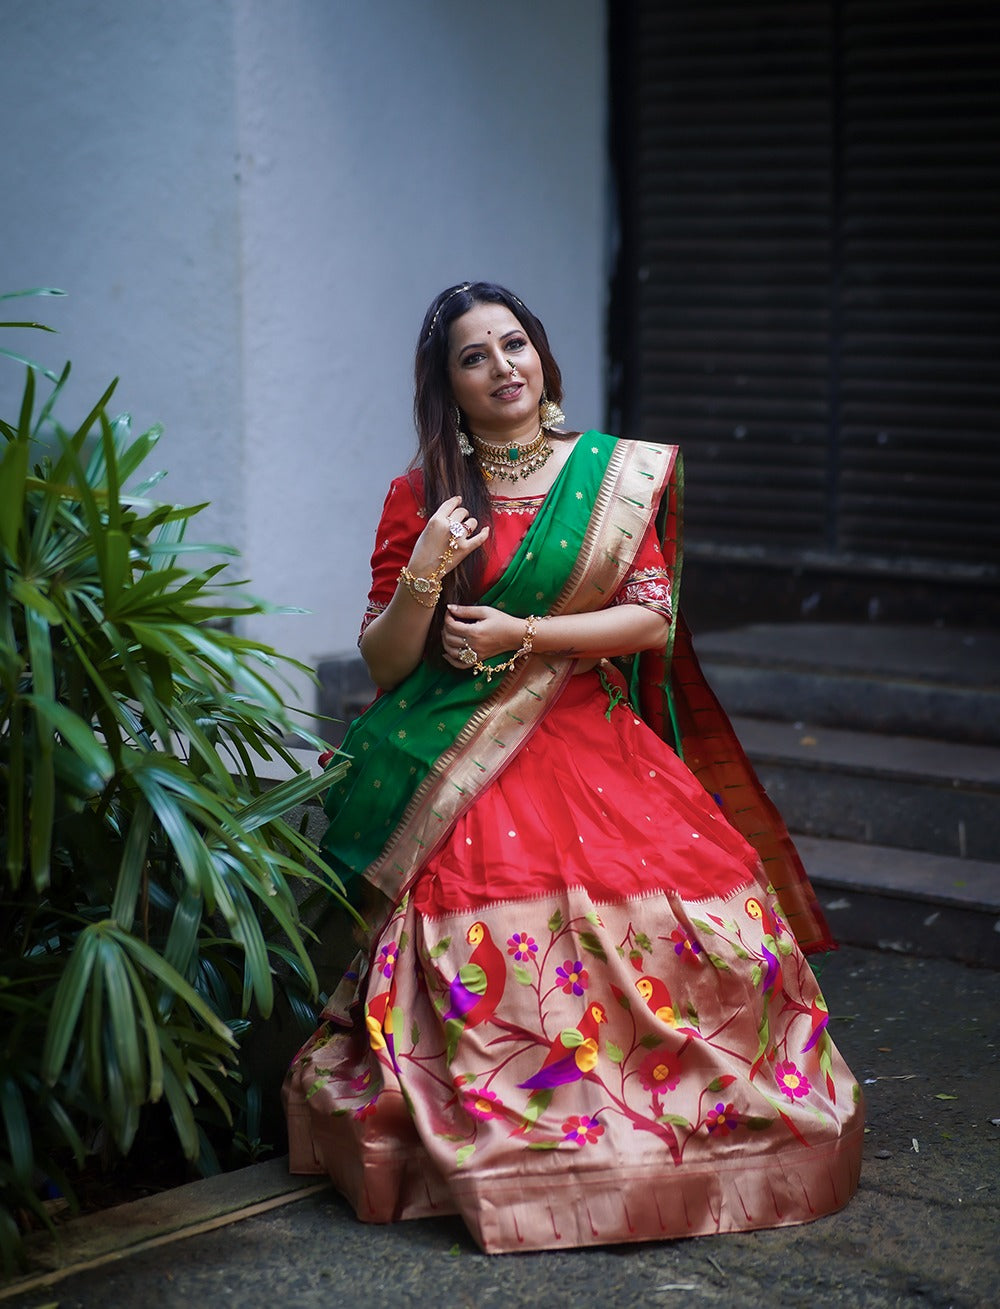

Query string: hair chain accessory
464 615 541 681
426 283 472 340
398 521 466 607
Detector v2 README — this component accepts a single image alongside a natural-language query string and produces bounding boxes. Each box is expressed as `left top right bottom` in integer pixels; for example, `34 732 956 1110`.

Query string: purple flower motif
705 1102 739 1136
670 927 703 963
555 959 590 996
775 1060 811 1101
507 932 538 964
378 941 399 978
562 1115 604 1146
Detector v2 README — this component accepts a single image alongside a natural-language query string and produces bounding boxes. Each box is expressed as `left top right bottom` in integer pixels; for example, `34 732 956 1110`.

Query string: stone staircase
694 623 1000 967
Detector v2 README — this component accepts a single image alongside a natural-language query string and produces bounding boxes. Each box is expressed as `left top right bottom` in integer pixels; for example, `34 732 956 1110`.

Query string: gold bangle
398 565 441 607
397 521 465 608
465 615 541 682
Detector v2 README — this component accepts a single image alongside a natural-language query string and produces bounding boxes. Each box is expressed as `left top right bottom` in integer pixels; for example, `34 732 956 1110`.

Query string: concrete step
733 715 1000 861
797 833 1000 968
697 623 1000 745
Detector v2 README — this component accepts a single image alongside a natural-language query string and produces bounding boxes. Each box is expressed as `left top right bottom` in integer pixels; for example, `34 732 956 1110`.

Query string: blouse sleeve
359 471 426 644
611 518 673 622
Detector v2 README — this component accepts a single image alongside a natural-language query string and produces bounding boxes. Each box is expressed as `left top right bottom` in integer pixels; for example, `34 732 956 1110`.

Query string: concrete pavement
3 944 997 1309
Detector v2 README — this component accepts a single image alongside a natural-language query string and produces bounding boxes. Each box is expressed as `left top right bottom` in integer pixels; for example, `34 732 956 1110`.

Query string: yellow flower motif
560 539 568 548
576 491 583 499
398 698 408 709
591 445 599 453
526 551 534 560
361 741 370 751
397 729 407 740
373 779 382 789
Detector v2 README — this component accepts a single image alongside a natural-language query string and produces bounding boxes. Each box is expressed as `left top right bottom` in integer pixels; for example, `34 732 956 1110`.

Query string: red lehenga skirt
284 667 863 1253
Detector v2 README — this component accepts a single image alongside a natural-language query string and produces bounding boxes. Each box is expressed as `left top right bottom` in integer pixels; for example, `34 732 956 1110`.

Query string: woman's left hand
443 604 525 669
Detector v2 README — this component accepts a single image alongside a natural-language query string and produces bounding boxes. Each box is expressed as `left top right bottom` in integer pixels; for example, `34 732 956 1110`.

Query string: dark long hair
412 281 565 643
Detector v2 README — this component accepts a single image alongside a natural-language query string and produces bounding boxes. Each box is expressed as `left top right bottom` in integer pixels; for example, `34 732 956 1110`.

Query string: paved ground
3 945 998 1309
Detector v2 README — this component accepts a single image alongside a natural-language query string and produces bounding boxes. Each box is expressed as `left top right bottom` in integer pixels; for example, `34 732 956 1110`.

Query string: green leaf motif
585 910 602 928
410 1022 420 1047
657 1113 691 1129
547 908 563 934
634 932 653 952
559 1027 584 1049
639 1033 663 1050
606 1041 624 1064
513 963 533 986
455 1144 475 1169
744 1116 774 1131
527 1139 563 1150
707 953 730 972
429 936 451 959
578 930 607 962
691 918 715 935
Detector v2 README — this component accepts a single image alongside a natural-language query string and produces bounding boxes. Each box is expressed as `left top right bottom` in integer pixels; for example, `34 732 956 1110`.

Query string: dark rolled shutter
612 0 1000 585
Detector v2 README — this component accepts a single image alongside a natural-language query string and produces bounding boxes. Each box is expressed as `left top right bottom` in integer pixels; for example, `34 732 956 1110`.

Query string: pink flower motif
507 932 538 963
670 927 703 963
638 1050 680 1092
562 1114 604 1146
348 1069 372 1094
705 1102 739 1136
555 959 589 996
378 941 399 979
775 1060 812 1101
463 1088 502 1121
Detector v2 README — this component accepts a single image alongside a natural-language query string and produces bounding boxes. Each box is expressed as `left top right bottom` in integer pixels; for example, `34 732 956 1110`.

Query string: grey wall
1 0 608 717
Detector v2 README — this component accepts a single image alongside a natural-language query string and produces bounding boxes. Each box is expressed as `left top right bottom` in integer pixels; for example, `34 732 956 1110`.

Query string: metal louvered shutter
610 0 1000 586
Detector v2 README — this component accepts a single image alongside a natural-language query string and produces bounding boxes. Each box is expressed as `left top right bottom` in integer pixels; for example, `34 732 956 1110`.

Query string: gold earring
454 405 473 457
539 390 566 428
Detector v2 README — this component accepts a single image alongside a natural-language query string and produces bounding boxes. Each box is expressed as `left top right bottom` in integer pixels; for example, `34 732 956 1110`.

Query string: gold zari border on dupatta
364 440 678 902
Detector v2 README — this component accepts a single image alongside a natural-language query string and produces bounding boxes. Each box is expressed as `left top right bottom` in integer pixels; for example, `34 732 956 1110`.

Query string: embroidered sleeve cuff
613 570 673 621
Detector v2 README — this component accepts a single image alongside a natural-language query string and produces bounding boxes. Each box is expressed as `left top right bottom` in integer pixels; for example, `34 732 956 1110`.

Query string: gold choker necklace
472 426 552 483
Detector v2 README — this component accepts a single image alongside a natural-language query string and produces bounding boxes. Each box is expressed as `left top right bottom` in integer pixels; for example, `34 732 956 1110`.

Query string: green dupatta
321 433 677 901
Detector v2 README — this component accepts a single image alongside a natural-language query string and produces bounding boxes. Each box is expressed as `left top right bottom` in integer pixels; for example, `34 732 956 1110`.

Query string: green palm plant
0 291 352 1271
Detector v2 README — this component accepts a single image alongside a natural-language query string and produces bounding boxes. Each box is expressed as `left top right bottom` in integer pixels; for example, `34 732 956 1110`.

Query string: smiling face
448 302 544 444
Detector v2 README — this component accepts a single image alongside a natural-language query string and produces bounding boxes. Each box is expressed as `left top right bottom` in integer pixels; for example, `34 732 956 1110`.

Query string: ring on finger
458 643 478 667
447 519 466 541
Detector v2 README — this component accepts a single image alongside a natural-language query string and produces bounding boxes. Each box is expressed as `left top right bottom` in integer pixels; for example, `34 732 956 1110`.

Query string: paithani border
364 439 679 902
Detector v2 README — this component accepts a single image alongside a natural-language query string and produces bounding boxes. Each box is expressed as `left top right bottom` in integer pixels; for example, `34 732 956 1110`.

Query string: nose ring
507 359 519 377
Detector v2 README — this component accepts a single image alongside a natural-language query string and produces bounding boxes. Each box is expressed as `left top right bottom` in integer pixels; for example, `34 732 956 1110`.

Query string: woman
284 282 863 1253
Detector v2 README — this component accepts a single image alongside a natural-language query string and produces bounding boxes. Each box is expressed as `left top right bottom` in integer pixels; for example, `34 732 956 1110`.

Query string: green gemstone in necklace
507 445 519 462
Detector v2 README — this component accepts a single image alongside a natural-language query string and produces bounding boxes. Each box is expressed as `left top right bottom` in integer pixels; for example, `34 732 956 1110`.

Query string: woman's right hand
406 494 490 577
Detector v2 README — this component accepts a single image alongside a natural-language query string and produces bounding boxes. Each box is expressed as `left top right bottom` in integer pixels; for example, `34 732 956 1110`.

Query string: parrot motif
517 1001 608 1091
635 976 699 1037
440 921 508 1063
635 975 678 1026
744 896 783 998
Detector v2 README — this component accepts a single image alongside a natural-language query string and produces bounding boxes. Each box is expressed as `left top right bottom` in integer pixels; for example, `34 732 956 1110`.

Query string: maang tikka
539 390 566 428
454 405 473 457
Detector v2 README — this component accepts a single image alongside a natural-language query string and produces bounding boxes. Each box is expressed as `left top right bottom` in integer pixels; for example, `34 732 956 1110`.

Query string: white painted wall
2 0 608 720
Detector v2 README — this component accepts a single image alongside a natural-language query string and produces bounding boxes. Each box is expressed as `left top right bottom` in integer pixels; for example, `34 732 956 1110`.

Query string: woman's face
448 301 544 442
